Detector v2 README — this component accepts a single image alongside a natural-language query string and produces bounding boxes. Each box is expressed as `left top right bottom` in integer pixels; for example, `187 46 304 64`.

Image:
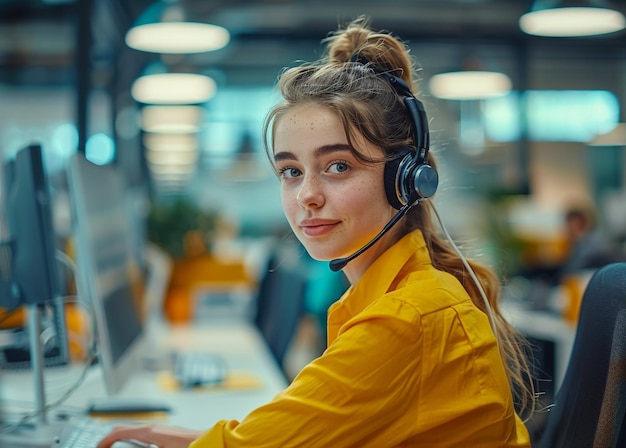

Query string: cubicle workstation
0 321 289 423
1 275 287 443
0 151 288 447
0 322 289 448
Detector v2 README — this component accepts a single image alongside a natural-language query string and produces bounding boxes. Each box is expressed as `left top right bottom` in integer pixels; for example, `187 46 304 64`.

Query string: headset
361 62 440 209
329 59 438 271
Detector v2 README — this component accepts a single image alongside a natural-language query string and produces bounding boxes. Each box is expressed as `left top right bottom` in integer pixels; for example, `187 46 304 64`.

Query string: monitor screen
67 152 144 395
0 144 69 369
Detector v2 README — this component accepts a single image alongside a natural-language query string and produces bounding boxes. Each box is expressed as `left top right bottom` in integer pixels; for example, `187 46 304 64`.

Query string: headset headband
349 54 430 165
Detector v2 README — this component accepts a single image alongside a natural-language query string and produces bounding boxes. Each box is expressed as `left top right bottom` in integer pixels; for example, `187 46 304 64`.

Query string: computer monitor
0 143 69 369
2 144 62 305
67 152 144 395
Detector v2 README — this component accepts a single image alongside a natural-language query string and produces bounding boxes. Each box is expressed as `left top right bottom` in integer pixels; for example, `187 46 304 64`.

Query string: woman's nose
296 174 325 208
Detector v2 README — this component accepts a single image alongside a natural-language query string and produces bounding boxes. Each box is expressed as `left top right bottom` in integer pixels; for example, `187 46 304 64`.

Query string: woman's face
273 103 398 281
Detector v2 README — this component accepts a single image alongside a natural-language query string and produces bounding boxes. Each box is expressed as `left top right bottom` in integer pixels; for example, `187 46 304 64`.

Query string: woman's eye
278 166 301 179
329 161 350 174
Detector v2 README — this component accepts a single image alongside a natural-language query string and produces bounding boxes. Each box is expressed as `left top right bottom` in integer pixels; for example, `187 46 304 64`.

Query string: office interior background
1 0 626 396
1 0 626 247
2 0 626 261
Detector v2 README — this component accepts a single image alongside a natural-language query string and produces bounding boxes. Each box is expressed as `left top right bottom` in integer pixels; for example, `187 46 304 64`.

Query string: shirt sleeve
190 304 423 448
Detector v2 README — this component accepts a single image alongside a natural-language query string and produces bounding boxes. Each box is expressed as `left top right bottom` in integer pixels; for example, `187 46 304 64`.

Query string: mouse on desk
172 351 227 389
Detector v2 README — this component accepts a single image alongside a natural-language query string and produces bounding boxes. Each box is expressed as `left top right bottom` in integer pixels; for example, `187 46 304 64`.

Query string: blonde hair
263 16 536 418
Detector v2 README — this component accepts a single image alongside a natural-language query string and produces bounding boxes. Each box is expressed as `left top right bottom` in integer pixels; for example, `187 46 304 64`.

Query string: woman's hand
96 423 204 448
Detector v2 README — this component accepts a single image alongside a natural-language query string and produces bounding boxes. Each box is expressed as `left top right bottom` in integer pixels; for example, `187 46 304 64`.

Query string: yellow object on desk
156 371 263 392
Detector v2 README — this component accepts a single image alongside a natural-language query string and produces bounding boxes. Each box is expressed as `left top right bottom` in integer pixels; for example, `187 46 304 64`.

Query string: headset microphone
329 203 412 272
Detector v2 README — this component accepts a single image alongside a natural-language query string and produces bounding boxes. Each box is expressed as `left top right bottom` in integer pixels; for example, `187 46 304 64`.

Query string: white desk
1 320 288 435
501 302 576 392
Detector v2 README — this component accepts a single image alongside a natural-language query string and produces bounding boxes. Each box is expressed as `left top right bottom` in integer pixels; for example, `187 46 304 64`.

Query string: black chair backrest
539 262 626 448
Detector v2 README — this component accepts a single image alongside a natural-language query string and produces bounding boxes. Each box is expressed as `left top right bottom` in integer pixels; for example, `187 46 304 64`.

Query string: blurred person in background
558 204 624 280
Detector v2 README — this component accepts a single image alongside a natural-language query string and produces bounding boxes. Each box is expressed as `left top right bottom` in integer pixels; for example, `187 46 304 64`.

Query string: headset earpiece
384 150 439 210
384 148 411 210
413 162 439 200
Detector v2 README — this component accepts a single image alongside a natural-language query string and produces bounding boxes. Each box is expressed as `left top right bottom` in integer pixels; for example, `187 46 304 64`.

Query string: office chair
253 247 307 370
538 262 626 448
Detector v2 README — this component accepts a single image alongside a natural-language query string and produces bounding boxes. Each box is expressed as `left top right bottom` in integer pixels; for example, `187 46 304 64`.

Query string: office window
483 93 521 142
202 87 280 161
484 90 619 143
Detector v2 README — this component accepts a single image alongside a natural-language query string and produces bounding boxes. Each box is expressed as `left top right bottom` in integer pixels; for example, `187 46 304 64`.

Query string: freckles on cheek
353 180 387 219
357 180 380 204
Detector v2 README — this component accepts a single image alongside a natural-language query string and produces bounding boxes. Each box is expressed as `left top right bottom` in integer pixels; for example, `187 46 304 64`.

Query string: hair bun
327 25 371 63
324 16 417 88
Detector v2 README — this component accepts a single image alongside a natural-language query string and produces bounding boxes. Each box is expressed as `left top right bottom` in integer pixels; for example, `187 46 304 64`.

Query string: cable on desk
0 250 98 433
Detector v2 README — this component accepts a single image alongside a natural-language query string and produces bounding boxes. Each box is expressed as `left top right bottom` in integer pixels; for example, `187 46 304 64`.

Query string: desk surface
1 320 288 432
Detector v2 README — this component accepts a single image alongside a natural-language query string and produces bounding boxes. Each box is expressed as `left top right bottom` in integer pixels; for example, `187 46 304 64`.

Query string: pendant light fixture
125 1 230 54
141 105 204 133
131 73 216 105
519 0 626 37
428 55 512 101
429 71 512 101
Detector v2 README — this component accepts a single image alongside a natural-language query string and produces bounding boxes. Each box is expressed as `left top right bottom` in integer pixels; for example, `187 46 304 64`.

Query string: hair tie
350 53 369 64
349 54 412 98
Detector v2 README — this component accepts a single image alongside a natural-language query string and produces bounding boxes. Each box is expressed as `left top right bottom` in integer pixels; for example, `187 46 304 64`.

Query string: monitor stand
0 304 67 447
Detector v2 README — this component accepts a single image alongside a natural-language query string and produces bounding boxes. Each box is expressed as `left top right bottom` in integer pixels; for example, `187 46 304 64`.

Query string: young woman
99 17 534 448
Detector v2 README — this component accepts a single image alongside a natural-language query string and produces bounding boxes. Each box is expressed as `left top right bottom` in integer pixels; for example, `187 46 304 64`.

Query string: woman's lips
300 219 339 237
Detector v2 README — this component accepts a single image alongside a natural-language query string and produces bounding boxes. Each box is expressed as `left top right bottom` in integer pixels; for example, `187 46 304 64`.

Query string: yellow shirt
191 230 530 447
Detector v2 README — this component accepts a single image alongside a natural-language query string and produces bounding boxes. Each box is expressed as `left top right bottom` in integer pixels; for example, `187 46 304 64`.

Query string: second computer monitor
67 152 144 395
0 143 69 369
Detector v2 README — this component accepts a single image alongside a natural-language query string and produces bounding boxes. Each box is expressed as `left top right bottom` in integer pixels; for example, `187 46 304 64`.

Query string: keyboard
55 416 151 447
172 352 226 389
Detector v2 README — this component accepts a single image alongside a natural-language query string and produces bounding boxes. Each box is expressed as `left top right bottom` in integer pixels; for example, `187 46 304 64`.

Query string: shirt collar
332 229 432 319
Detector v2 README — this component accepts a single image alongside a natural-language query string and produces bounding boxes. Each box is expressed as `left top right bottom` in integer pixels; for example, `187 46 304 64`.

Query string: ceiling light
149 164 196 175
428 71 512 101
145 149 199 165
141 105 203 133
148 168 195 182
125 2 230 54
520 0 626 37
143 133 198 152
131 73 216 105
